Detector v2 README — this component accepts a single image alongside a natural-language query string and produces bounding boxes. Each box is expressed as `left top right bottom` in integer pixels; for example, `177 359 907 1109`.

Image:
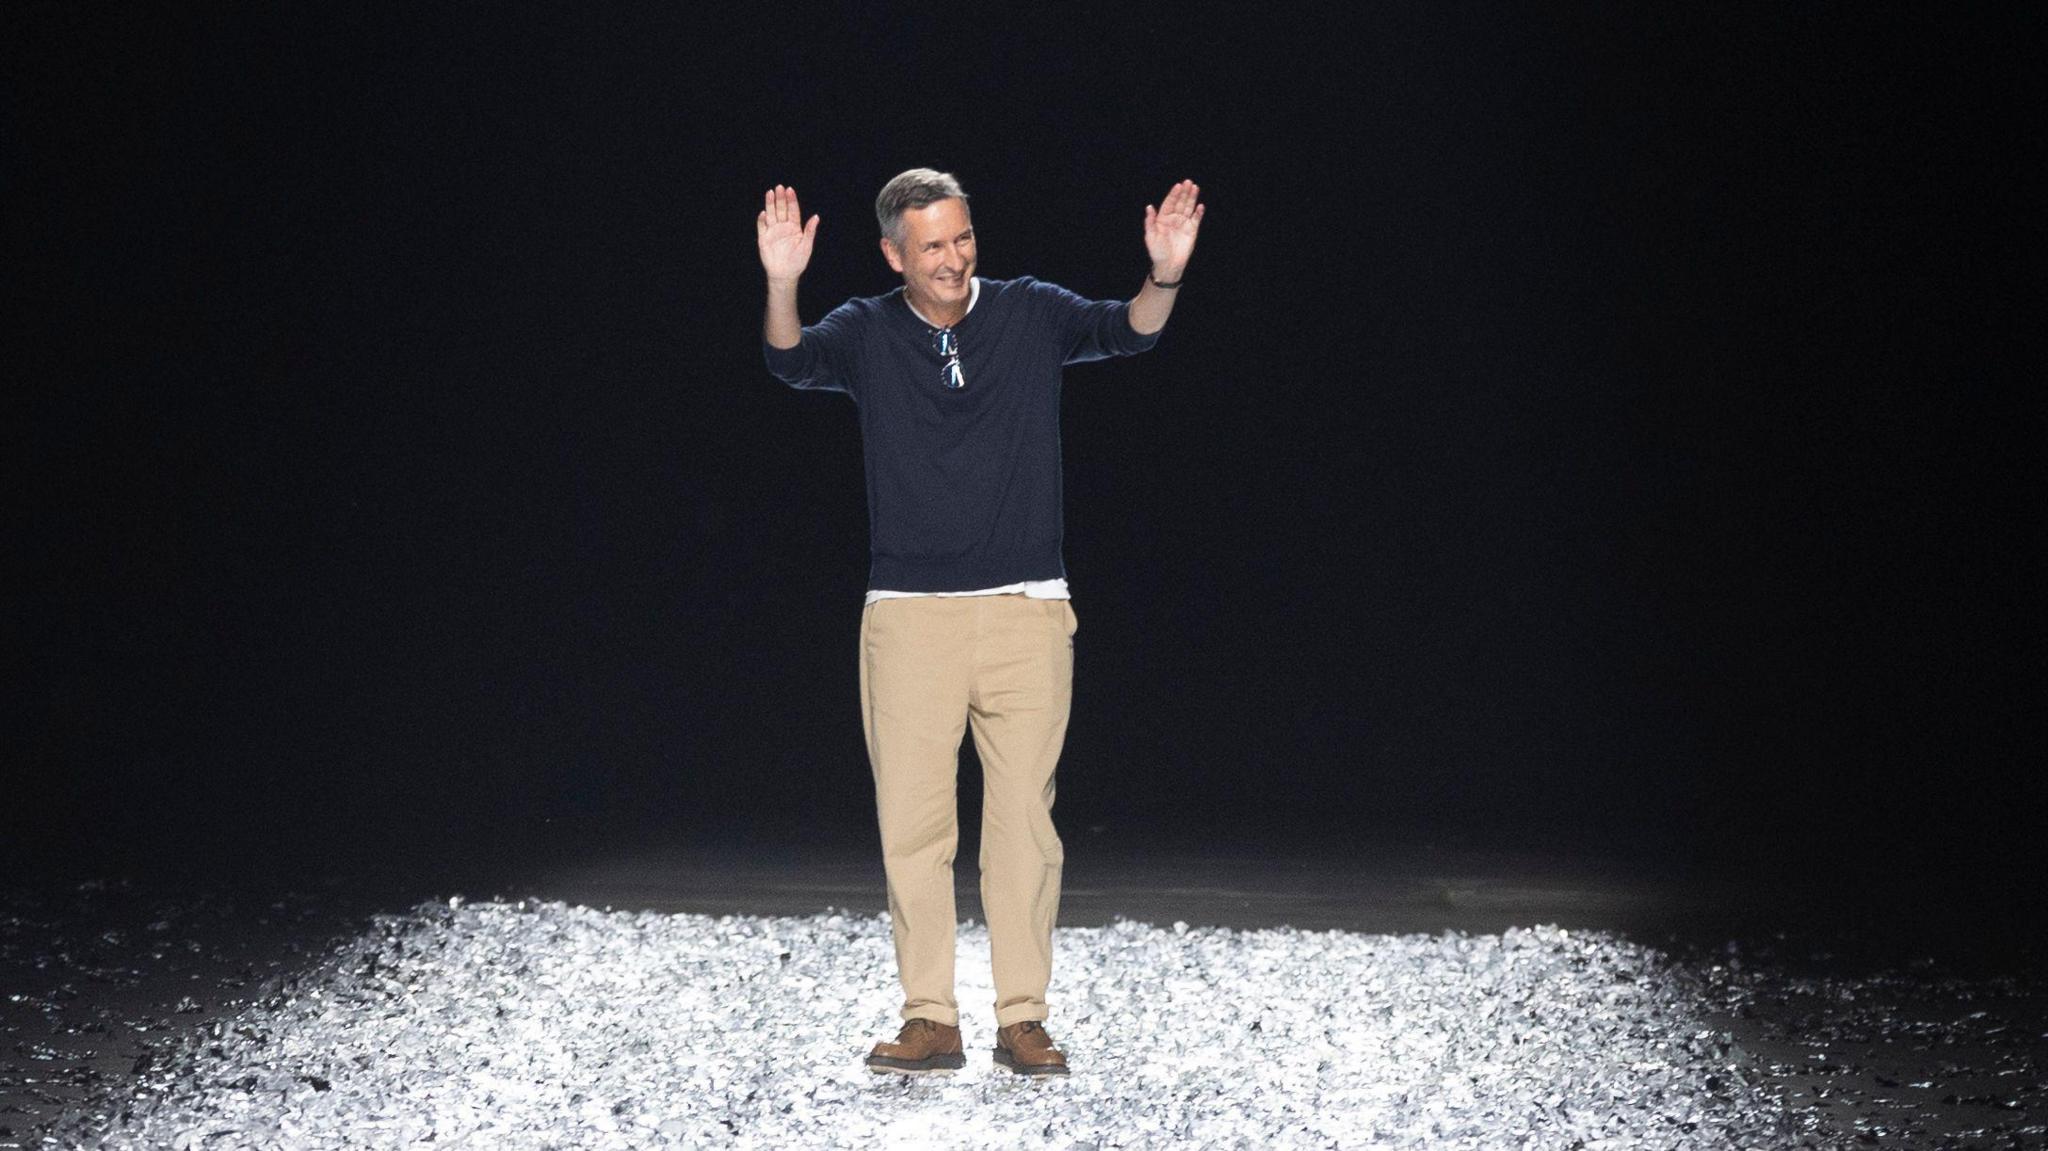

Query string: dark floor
3 823 2043 1148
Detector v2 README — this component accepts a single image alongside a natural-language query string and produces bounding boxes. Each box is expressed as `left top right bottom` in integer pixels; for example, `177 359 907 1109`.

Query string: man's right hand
758 184 819 284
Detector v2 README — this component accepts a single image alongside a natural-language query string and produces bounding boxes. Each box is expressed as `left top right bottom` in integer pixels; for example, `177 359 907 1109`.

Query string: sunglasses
932 327 966 390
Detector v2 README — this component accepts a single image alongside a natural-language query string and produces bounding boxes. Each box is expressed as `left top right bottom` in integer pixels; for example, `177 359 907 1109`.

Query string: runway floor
3 831 2041 1148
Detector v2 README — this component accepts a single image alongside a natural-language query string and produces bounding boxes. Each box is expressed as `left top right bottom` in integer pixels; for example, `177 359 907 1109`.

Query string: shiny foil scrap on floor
18 898 2018 1149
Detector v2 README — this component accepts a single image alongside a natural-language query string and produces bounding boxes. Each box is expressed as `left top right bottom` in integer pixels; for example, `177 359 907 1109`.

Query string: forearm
1126 261 1185 336
763 276 802 349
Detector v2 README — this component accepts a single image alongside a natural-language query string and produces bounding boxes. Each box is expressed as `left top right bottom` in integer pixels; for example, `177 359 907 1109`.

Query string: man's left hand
1144 179 1205 279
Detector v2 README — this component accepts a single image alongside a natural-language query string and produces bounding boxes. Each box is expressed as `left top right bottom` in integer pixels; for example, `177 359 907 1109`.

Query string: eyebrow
925 229 974 248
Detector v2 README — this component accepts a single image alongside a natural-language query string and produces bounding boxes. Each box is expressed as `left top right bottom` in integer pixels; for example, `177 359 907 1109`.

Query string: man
756 168 1203 1076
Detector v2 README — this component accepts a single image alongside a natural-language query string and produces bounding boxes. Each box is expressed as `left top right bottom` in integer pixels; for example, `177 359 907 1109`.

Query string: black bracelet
1149 272 1184 290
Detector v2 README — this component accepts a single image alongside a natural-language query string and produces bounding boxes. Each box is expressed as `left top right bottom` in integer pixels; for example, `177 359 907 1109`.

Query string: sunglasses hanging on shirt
932 327 966 390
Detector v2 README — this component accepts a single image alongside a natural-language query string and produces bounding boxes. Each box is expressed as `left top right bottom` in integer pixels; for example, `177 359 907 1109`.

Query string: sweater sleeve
1024 277 1162 365
763 298 864 397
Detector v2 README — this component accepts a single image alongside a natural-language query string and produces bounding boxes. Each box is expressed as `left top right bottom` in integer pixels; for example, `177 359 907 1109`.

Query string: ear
879 236 904 274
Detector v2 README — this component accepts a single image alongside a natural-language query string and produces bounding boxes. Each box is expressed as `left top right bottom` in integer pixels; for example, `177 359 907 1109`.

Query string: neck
909 284 969 328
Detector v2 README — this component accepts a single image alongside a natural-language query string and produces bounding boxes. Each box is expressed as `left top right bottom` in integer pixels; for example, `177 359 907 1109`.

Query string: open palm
1144 179 1204 273
757 184 818 281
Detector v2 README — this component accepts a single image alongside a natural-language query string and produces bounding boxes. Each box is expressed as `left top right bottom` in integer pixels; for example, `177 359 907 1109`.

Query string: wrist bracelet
1149 272 1184 290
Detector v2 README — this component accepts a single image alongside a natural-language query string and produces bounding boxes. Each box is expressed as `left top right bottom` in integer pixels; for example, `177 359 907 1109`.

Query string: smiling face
880 197 976 320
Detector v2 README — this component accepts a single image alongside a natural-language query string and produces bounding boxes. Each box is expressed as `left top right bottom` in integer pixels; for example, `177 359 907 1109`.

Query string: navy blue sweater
764 275 1160 592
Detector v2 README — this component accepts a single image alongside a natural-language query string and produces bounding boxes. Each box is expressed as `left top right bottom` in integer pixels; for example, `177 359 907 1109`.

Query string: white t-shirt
867 277 1071 607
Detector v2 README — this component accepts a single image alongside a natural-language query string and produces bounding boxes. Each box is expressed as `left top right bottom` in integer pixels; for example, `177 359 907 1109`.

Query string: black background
8 7 2035 922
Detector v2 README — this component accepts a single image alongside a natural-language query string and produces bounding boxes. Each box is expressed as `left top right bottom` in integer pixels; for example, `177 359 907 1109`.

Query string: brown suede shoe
865 1018 965 1074
993 1020 1070 1076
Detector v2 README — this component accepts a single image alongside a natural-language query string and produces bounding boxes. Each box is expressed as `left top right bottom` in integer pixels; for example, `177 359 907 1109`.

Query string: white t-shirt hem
865 578 1069 606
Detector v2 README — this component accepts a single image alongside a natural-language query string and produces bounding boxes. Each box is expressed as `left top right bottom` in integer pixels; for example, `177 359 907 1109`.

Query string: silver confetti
35 901 1821 1149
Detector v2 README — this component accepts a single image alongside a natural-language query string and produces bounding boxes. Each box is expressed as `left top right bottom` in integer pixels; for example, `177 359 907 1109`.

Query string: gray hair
876 168 970 251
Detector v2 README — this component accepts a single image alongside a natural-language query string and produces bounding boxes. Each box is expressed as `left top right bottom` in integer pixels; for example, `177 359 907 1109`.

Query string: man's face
881 197 976 310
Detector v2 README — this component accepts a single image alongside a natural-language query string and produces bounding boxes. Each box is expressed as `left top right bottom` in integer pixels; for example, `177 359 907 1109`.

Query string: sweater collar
901 276 981 329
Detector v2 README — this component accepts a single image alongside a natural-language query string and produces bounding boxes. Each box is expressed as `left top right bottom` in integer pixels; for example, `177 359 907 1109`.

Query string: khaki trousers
858 592 1078 1028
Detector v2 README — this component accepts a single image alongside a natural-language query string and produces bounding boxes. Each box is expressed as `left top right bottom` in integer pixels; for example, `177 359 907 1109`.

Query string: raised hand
758 184 819 283
1143 179 1204 277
